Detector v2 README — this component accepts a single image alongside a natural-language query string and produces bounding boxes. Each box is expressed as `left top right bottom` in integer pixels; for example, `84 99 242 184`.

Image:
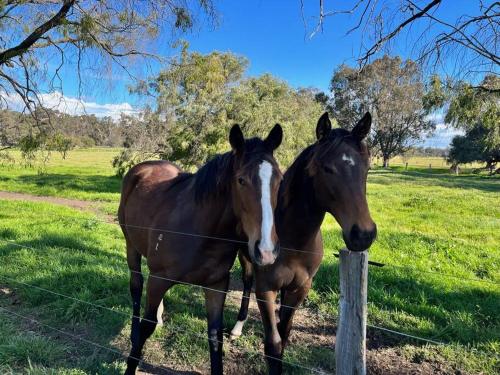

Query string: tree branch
0 0 76 66
360 0 442 63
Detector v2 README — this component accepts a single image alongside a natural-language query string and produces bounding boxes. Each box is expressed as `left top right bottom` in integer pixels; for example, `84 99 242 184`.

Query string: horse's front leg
230 251 254 339
125 274 172 375
278 280 312 349
204 277 229 375
256 289 282 375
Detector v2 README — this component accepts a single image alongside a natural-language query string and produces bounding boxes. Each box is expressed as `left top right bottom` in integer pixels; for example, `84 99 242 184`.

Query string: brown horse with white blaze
118 124 283 375
231 112 377 374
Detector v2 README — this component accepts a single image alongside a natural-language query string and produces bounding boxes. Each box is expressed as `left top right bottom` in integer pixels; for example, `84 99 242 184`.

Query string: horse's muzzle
344 223 377 252
254 240 280 266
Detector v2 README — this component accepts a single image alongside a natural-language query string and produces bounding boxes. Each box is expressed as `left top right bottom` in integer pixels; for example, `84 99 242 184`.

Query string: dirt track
0 190 115 222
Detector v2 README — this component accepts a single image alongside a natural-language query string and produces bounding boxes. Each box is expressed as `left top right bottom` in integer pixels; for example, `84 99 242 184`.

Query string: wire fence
0 237 497 349
12 210 498 286
0 262 330 374
0 209 498 372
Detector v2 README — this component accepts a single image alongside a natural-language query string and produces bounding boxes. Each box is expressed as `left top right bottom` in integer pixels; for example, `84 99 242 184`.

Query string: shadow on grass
7 173 122 195
369 168 500 193
0 233 208 374
313 257 500 348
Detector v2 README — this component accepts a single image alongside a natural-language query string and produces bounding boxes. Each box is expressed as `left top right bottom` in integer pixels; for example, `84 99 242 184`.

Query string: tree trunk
488 162 495 175
383 158 389 168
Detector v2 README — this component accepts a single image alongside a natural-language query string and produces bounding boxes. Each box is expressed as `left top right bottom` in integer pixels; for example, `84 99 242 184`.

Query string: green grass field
0 149 498 374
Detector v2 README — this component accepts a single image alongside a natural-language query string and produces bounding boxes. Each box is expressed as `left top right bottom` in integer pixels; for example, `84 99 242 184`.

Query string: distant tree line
0 108 123 162
404 147 449 158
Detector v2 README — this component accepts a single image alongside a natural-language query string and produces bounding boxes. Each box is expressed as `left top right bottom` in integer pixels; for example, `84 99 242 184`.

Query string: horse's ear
352 112 372 140
316 112 332 141
229 124 245 153
264 124 283 151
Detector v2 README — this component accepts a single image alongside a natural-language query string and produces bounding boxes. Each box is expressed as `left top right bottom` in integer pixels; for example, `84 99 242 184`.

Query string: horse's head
309 112 377 251
229 124 283 266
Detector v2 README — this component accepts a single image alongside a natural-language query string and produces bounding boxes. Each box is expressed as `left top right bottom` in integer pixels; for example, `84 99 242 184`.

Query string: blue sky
23 0 484 147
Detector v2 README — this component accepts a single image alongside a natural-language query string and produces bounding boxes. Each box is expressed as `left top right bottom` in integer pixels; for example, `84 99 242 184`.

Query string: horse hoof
230 319 246 339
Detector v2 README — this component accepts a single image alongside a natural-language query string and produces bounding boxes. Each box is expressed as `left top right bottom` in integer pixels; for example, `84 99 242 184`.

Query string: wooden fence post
336 248 368 375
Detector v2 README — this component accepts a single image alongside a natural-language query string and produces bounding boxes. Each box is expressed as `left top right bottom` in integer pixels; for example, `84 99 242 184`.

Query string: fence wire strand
0 237 497 361
17 209 499 286
0 305 170 373
0 245 331 374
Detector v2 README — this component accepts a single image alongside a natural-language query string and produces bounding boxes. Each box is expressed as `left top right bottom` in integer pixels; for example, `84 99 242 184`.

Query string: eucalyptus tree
330 55 433 167
305 0 499 79
115 49 324 175
425 74 500 173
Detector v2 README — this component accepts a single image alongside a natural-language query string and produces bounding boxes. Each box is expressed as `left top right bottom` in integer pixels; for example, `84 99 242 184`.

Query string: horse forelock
194 137 277 205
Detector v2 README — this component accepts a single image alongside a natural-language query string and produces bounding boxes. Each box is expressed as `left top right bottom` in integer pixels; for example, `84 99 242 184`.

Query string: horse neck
196 190 238 237
277 167 325 251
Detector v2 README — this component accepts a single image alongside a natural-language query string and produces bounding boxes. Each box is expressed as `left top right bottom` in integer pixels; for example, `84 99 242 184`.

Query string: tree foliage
114 48 324 174
227 75 324 166
0 107 123 158
425 74 499 170
329 55 433 166
0 0 214 124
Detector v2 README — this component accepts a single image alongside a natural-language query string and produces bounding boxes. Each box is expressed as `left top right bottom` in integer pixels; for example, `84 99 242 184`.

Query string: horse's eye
323 165 335 174
238 177 245 186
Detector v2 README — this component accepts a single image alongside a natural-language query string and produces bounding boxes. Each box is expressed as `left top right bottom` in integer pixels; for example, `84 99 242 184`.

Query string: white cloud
2 91 138 120
420 123 464 148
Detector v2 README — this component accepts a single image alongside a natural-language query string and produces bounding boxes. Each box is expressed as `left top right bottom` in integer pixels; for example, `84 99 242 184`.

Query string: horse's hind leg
125 274 172 375
230 251 253 339
127 247 143 347
204 277 230 375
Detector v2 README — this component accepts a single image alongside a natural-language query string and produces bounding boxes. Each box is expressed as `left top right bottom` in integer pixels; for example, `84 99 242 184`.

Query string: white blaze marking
230 319 247 338
342 153 355 166
258 161 274 252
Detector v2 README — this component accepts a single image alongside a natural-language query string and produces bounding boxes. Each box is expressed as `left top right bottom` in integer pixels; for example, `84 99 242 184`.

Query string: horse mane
280 128 353 208
279 145 315 208
194 151 234 204
193 137 272 205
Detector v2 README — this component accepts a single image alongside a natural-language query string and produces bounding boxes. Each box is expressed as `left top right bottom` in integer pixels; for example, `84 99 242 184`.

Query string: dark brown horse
231 112 377 374
118 124 283 375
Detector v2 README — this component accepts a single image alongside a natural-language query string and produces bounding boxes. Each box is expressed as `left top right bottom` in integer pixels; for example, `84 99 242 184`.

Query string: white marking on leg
209 328 219 351
258 161 274 254
230 319 247 338
155 234 163 251
342 153 355 166
156 300 164 326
